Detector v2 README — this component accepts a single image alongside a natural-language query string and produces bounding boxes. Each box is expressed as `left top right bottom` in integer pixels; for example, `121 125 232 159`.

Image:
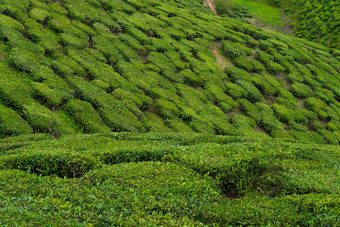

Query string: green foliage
23 102 60 134
305 97 328 119
64 100 111 134
215 0 234 15
0 149 98 178
0 133 339 225
0 15 24 31
0 104 32 137
290 82 314 98
32 82 72 107
0 0 337 145
29 8 50 22
274 0 340 49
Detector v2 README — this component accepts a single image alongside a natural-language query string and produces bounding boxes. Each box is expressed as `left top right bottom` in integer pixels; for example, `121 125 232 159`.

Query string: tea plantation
0 0 339 144
274 0 340 49
0 0 339 225
0 133 339 225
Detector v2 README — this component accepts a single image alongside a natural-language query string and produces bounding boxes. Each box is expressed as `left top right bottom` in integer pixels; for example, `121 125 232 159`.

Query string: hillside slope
274 0 340 49
0 0 339 144
0 133 339 225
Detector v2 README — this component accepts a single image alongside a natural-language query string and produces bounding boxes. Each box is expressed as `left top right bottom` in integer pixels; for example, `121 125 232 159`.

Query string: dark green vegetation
0 133 339 225
0 0 339 145
274 0 340 49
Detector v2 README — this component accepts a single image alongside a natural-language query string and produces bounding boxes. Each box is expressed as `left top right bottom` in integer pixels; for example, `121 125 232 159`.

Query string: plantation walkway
204 0 218 15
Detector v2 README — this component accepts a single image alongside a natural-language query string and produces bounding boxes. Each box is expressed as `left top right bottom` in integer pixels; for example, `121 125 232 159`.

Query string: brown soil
204 0 218 15
210 42 232 69
0 54 6 60
297 99 304 109
276 73 290 90
148 107 159 116
225 192 240 200
254 126 266 133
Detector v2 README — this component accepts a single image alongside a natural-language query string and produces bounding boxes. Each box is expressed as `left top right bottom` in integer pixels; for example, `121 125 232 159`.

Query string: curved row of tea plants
274 0 340 49
0 0 339 144
0 132 339 225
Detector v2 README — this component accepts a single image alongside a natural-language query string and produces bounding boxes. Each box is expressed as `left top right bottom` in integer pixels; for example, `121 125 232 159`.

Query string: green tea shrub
155 98 179 118
233 56 254 71
0 104 32 137
98 103 141 132
299 108 318 121
214 0 234 15
0 14 24 31
206 83 238 108
222 40 252 59
52 56 86 76
64 99 111 134
23 102 60 134
237 80 263 102
0 71 33 109
251 74 277 96
256 103 283 132
290 82 314 98
289 121 308 132
31 82 72 107
0 149 99 178
225 82 246 99
305 97 328 119
166 119 194 132
142 112 173 132
319 129 339 145
29 8 50 22
272 103 294 123
60 33 88 49
239 98 261 123
225 67 252 81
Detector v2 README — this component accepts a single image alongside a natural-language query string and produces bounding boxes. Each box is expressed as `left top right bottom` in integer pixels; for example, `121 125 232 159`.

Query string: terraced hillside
0 0 339 145
0 133 339 225
274 0 340 49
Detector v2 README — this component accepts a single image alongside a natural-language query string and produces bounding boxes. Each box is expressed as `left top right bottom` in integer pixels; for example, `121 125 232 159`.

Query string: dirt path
210 43 232 69
204 0 218 15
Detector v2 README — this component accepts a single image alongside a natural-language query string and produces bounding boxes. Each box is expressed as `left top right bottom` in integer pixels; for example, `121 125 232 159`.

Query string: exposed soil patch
148 107 159 116
245 13 293 35
276 73 290 90
210 43 232 69
0 54 6 60
138 50 148 63
254 126 266 133
204 0 218 15
297 99 304 109
225 191 240 200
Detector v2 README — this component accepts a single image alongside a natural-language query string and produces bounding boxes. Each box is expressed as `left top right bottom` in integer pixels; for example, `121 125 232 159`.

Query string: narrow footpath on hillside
204 0 218 15
203 0 292 34
204 0 233 69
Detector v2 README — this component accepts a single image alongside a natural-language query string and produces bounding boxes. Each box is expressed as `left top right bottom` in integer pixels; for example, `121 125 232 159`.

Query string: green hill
274 0 340 49
0 0 339 144
0 132 339 225
0 0 340 225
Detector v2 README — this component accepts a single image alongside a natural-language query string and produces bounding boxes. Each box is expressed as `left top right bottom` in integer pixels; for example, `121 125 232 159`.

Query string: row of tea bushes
274 0 340 49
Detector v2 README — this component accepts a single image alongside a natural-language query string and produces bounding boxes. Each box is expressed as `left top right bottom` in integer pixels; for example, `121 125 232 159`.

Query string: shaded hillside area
0 133 339 225
274 0 340 49
0 0 339 145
